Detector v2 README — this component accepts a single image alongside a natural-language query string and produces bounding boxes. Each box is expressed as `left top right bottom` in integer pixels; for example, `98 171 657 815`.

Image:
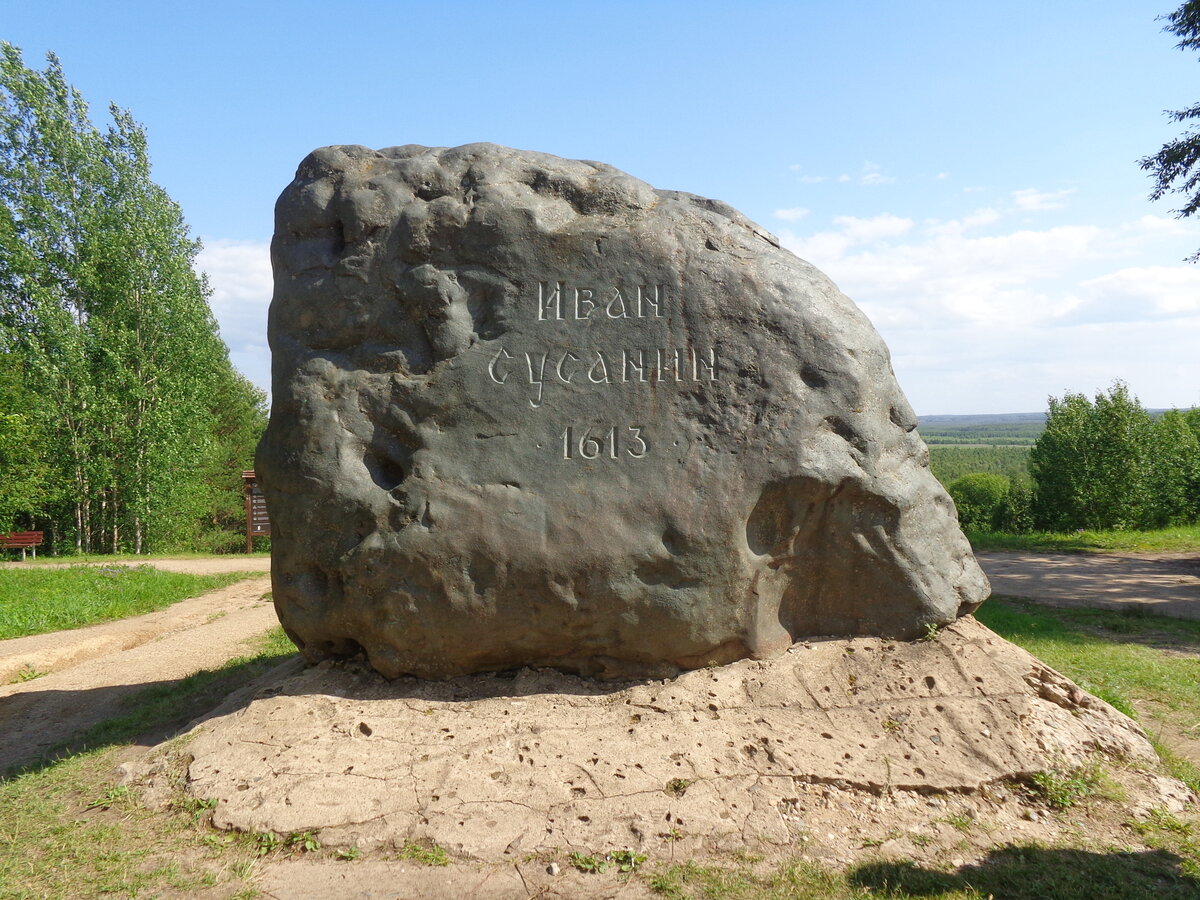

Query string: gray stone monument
258 143 989 679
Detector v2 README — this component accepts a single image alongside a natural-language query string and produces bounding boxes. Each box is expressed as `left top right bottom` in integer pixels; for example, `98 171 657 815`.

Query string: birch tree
0 43 265 552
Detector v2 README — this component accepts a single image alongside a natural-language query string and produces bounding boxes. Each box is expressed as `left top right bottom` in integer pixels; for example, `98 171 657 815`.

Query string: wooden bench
0 531 44 561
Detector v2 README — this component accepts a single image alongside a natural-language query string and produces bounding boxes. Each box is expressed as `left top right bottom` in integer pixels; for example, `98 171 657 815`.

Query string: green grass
649 858 880 899
849 846 1200 900
17 550 271 565
395 840 451 867
0 751 228 899
0 564 258 639
968 524 1200 554
0 628 298 898
1026 760 1123 810
649 847 1200 899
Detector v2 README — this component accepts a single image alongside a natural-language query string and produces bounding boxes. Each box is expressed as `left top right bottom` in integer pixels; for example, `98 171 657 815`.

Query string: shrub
948 473 1010 531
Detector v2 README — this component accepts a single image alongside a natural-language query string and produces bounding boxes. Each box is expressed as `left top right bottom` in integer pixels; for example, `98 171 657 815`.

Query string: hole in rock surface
799 364 828 389
364 452 407 491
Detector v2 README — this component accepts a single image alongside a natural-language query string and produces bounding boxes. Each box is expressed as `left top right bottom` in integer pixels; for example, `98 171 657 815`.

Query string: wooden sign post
243 470 270 552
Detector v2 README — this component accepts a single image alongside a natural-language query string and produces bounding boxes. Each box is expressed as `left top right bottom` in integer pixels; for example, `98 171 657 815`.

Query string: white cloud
773 207 811 222
1012 188 1074 211
786 219 1108 327
196 239 273 394
926 207 1000 237
859 162 895 186
779 210 1200 413
1076 266 1200 321
834 213 914 241
788 213 913 264
787 165 827 183
1125 213 1200 239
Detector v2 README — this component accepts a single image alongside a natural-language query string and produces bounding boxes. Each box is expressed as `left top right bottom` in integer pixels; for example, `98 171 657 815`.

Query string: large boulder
258 142 989 679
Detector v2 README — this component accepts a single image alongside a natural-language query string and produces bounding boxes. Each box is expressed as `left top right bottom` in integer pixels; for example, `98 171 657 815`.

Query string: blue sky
7 0 1200 414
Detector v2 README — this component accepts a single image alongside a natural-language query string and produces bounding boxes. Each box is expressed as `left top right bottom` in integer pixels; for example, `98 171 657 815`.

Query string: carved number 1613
561 425 648 460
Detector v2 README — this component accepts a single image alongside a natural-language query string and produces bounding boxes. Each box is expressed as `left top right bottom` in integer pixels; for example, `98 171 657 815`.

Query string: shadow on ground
977 552 1200 622
851 844 1200 900
1 652 655 779
979 594 1200 658
0 653 301 779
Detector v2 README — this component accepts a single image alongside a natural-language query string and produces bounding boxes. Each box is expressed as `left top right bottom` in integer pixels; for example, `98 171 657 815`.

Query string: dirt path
0 567 275 772
1 555 272 575
977 551 1200 619
4 550 1198 777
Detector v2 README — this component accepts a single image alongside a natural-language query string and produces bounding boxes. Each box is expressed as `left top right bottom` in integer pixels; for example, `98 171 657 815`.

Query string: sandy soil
3 551 1196 776
130 612 1192 900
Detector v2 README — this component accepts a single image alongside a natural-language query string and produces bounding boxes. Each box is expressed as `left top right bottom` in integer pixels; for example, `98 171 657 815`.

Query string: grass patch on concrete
0 565 255 639
968 525 1200 554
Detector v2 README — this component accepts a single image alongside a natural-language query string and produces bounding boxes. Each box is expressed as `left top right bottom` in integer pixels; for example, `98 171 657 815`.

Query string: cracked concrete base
134 617 1185 862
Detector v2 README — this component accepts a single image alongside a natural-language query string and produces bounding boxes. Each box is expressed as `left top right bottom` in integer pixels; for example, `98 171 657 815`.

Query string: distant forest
927 446 1031 486
921 423 1043 447
919 406 1199 512
917 415 1040 485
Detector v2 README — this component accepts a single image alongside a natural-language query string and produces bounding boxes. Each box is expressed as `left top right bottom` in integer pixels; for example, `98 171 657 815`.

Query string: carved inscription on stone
260 142 992 680
487 282 719 456
535 281 665 321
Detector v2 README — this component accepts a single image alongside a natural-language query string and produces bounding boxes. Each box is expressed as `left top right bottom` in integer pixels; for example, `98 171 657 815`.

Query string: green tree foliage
1030 391 1096 531
1147 409 1200 525
947 473 1011 531
992 481 1034 533
0 44 265 552
1029 382 1199 531
1030 383 1151 530
0 352 52 532
927 446 1030 485
1140 1 1200 261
